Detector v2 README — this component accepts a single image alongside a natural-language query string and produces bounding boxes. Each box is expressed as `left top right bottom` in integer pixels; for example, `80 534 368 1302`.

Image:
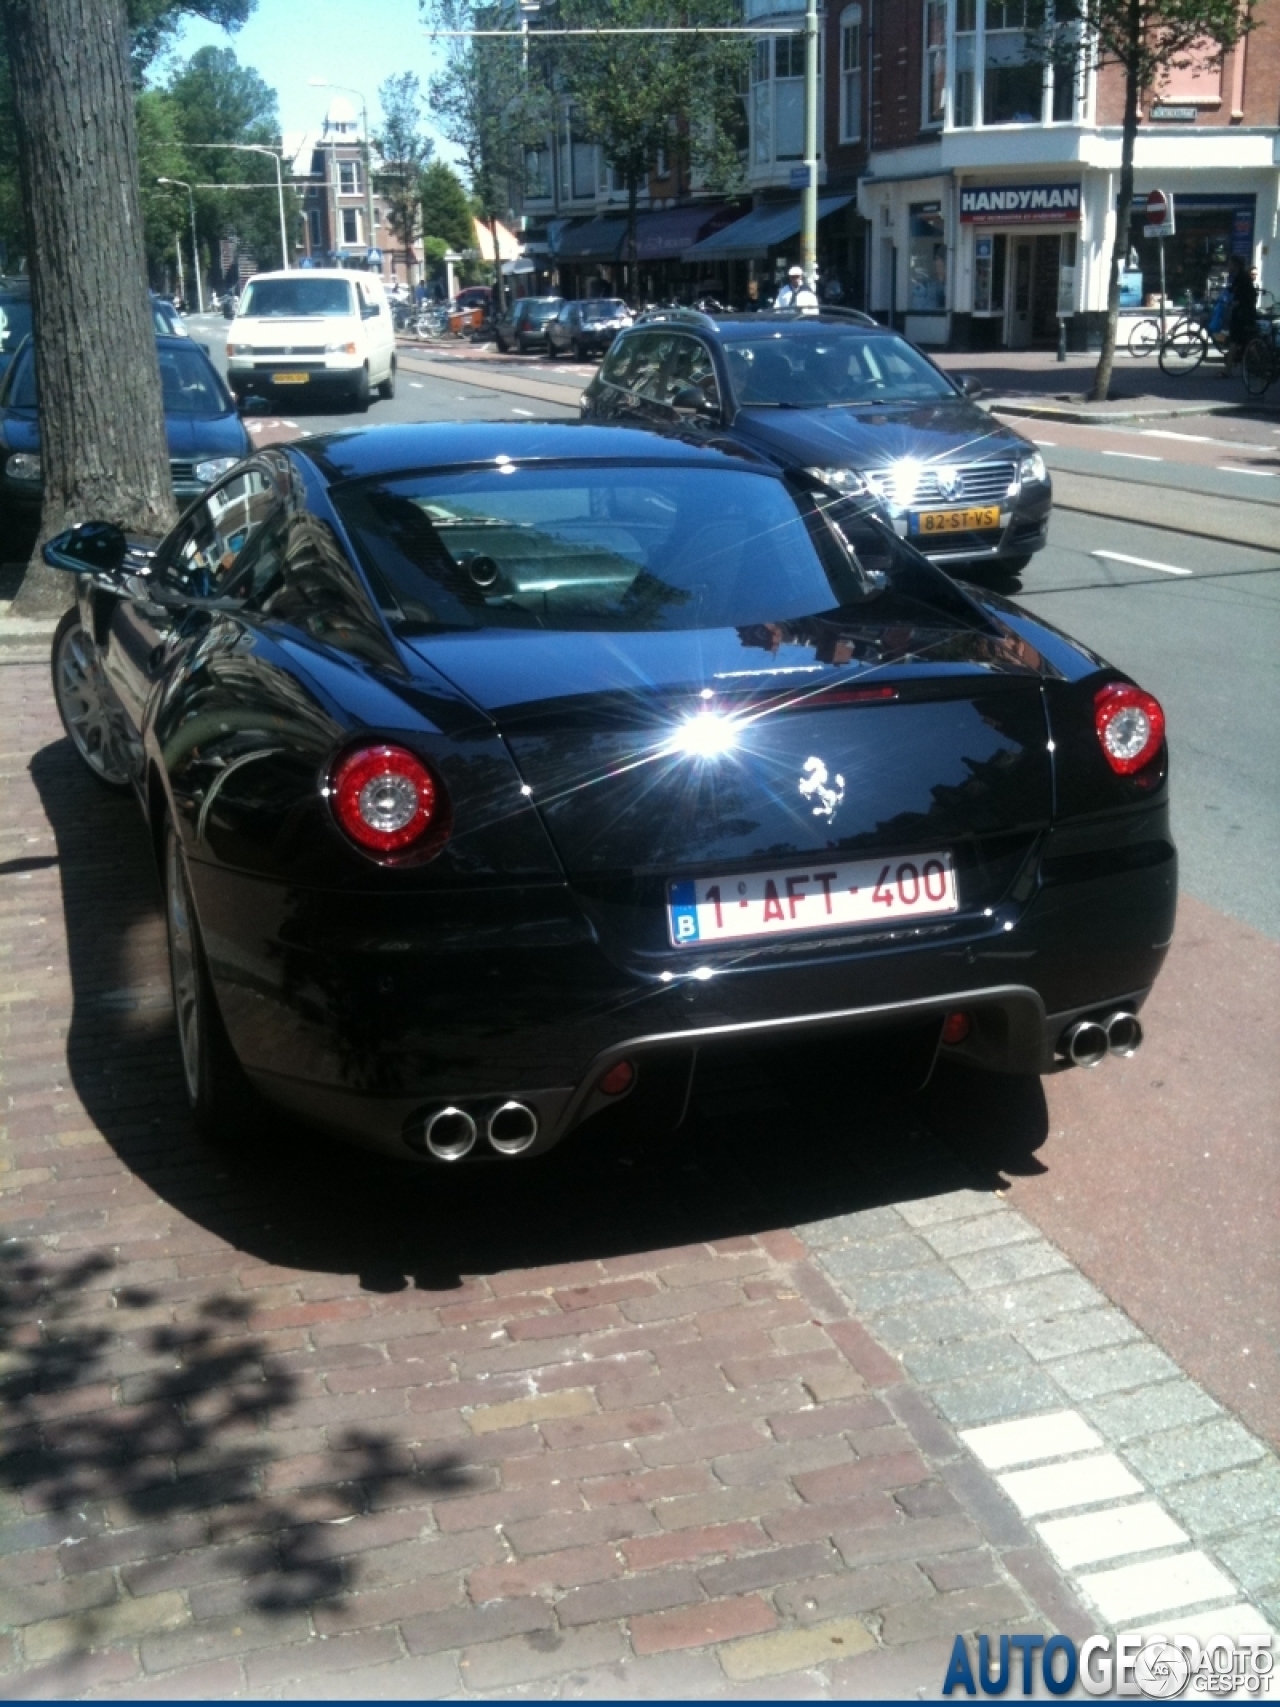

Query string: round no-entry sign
1145 188 1175 237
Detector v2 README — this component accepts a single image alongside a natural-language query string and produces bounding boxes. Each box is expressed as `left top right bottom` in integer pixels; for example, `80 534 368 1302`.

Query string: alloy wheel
53 618 130 786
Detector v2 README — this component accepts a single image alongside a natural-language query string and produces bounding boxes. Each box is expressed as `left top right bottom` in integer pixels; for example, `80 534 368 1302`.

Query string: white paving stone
1128 1604 1280 1643
1036 1500 1190 1570
1079 1550 1239 1622
997 1453 1143 1517
961 1409 1104 1470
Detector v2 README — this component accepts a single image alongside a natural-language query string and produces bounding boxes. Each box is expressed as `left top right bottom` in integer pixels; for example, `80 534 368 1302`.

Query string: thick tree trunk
3 0 176 615
1090 7 1142 403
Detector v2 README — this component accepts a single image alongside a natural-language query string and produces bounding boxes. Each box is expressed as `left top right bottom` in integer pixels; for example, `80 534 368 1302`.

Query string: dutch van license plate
667 853 958 948
915 506 1001 534
271 371 310 384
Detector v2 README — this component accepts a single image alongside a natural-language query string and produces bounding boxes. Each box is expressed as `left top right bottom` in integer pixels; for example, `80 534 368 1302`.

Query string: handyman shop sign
959 183 1082 224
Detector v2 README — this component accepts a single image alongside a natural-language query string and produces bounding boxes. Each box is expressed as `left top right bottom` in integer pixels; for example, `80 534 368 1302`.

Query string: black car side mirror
237 393 271 415
43 521 129 581
671 384 715 417
956 373 985 399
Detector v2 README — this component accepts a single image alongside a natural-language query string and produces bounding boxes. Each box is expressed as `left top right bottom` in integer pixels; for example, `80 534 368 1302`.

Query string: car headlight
804 465 869 497
1019 450 1047 485
5 451 41 481
326 340 358 355
194 456 240 484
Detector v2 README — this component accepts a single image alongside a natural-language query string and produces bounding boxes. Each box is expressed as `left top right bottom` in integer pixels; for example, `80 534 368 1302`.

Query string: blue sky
165 0 458 162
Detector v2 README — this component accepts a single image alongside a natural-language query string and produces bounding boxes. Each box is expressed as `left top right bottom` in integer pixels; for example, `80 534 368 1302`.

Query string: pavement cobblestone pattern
1 653 1276 1699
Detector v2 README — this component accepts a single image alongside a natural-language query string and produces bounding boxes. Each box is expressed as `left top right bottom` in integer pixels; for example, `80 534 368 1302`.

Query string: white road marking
1102 450 1163 462
283 420 299 429
511 407 534 417
1140 429 1218 444
996 1454 1143 1518
1216 465 1276 477
410 381 424 389
1092 550 1193 577
1034 439 1057 447
961 1412 1102 1471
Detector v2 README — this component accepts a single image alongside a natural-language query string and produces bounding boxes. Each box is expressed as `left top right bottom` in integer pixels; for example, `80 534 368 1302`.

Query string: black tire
377 357 396 401
50 608 132 790
496 332 508 353
546 339 559 359
1126 317 1160 358
1242 334 1274 398
164 820 259 1143
352 365 371 412
995 553 1033 575
1159 320 1208 375
573 338 587 362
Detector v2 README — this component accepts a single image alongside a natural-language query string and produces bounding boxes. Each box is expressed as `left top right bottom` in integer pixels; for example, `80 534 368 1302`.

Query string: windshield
0 296 32 358
239 277 354 317
331 464 878 635
525 300 561 323
582 300 628 322
9 344 229 415
158 345 231 415
723 332 955 407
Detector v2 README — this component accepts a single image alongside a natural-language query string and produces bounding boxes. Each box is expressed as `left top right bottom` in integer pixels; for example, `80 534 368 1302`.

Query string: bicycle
1241 318 1279 398
1126 316 1162 358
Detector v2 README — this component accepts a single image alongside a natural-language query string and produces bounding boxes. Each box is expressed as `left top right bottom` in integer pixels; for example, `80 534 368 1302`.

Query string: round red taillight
329 745 444 856
1093 682 1165 777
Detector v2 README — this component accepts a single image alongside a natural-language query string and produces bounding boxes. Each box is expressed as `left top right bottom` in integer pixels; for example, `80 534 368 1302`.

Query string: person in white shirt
775 265 818 310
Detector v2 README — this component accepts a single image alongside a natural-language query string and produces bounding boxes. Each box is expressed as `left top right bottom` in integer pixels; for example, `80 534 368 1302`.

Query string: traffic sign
789 165 811 190
1145 189 1175 238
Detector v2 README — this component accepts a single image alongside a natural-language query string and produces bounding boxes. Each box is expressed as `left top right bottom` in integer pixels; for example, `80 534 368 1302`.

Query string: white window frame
922 0 947 129
338 159 362 197
341 207 362 246
840 4 862 144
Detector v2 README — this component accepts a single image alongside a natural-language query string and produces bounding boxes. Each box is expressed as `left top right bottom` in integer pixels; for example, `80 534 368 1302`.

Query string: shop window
984 0 1047 126
908 203 947 311
1057 230 1078 316
923 0 947 127
840 6 862 143
973 232 1007 313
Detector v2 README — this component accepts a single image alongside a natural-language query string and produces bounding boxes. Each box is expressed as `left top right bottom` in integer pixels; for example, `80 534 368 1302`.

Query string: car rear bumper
191 830 1176 1161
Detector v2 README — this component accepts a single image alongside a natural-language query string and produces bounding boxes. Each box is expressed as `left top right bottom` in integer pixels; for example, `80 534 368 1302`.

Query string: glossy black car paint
494 296 563 353
58 421 1173 1163
581 310 1051 573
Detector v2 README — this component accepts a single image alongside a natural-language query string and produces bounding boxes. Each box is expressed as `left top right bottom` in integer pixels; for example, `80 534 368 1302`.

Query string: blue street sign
789 166 810 190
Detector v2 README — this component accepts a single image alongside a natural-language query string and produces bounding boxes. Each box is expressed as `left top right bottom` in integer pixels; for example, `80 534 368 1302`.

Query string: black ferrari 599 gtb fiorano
45 422 1174 1162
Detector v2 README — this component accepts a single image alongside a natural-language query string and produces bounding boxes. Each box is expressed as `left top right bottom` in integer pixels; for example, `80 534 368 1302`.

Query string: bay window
840 5 862 144
751 30 823 168
923 0 947 127
934 0 1081 129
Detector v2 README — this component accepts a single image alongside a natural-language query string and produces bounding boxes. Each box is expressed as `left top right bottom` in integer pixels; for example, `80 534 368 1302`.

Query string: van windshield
240 277 354 317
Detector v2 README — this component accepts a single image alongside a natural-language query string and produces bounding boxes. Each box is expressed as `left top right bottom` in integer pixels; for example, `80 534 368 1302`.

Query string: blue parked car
0 333 251 538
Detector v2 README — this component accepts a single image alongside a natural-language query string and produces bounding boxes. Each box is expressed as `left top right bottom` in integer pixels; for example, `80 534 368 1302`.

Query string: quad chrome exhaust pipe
420 1100 539 1160
1062 1010 1143 1069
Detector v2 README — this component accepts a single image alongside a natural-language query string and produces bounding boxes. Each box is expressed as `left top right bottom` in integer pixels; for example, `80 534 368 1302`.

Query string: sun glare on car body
667 711 740 760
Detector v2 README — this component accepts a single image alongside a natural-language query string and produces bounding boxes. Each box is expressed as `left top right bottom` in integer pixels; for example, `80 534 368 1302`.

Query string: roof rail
633 306 719 330
815 305 878 326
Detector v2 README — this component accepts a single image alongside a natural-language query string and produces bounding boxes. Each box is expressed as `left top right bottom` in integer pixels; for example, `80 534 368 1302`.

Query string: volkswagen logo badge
937 467 964 501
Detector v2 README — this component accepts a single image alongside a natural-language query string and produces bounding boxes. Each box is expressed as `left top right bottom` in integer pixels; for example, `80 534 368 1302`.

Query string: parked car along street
547 298 633 361
582 307 1052 578
494 295 563 354
0 276 32 383
44 419 1170 1163
0 332 250 537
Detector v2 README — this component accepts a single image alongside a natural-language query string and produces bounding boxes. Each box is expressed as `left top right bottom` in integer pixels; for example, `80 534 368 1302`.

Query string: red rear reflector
597 1060 636 1097
941 1011 971 1046
330 744 445 856
1093 682 1165 776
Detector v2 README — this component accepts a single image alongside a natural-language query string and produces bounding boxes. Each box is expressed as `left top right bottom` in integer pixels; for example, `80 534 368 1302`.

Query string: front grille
867 460 1018 507
169 459 196 485
249 344 326 356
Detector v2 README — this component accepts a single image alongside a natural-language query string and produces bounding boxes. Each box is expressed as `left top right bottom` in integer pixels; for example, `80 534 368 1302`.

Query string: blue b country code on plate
667 854 958 949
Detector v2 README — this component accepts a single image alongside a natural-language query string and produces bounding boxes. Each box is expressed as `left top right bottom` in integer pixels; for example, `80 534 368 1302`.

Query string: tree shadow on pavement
30 734 1051 1299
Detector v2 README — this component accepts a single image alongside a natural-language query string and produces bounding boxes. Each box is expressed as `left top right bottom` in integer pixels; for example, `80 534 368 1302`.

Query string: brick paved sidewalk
1 655 1275 1699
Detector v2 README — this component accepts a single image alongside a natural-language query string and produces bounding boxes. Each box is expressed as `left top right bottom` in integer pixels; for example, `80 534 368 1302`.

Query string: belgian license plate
271 371 310 384
668 853 958 948
915 506 1001 533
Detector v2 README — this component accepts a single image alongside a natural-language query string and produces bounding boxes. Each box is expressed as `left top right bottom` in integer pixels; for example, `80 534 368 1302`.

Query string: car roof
634 307 886 339
243 268 367 284
296 420 778 484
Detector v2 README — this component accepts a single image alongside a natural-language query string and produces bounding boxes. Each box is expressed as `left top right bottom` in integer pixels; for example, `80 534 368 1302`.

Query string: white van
226 269 396 411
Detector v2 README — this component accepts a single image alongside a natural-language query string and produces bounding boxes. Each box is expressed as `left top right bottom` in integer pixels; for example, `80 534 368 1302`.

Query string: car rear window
331 464 878 635
582 300 627 322
526 300 561 323
239 277 354 317
723 331 954 407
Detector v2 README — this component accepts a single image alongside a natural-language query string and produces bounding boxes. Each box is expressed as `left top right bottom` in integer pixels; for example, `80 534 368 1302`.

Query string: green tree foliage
136 89 190 275
127 0 252 76
374 72 434 279
554 0 748 280
1033 0 1256 401
162 45 294 285
425 0 549 312
419 158 474 253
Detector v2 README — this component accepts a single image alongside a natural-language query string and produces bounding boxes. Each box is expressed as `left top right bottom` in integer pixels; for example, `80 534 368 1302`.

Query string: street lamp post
310 79 377 267
157 177 204 312
187 142 290 270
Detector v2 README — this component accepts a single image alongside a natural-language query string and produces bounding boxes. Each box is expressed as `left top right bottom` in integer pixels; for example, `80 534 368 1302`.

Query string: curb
989 397 1270 425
